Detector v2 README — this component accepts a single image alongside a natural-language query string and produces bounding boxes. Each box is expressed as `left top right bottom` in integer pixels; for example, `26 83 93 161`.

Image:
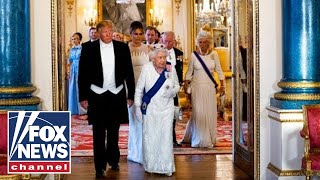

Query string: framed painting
97 0 151 35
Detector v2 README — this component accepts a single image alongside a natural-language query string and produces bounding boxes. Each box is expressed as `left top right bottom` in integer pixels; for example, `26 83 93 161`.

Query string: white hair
149 47 168 60
196 31 213 47
162 31 175 40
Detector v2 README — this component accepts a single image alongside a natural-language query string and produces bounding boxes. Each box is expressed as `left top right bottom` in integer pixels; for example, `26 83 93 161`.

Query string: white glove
135 107 143 123
163 88 176 98
242 83 248 93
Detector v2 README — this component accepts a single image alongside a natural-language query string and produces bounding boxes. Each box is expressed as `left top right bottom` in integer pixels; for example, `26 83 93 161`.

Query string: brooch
142 102 147 110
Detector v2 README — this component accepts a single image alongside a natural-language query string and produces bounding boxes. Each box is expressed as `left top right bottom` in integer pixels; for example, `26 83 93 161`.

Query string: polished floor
66 155 251 180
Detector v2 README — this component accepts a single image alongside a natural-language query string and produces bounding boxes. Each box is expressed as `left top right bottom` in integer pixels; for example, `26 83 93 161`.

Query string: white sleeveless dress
127 43 149 164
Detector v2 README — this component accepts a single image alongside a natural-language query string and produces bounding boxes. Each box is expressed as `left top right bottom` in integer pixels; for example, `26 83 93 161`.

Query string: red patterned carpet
71 111 232 156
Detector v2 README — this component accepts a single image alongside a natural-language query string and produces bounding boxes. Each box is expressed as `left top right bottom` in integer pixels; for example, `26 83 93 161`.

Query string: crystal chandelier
195 0 230 25
116 0 145 3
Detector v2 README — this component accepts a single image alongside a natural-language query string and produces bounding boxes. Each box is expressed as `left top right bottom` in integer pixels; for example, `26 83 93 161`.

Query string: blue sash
193 51 218 88
141 69 167 115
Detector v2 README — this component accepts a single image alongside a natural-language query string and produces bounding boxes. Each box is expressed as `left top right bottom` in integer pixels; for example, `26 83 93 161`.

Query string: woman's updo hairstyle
196 31 213 47
129 21 144 35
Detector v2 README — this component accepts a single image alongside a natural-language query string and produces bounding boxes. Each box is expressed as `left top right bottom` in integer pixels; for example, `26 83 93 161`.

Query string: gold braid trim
311 148 320 153
0 86 37 94
267 163 303 176
274 93 320 100
278 81 320 88
0 97 41 106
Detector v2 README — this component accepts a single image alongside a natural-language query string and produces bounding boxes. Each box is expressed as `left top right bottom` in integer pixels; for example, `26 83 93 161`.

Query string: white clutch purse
186 85 191 94
174 106 183 121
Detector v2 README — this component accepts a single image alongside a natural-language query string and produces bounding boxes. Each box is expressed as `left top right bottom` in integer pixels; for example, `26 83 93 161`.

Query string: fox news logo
7 111 71 174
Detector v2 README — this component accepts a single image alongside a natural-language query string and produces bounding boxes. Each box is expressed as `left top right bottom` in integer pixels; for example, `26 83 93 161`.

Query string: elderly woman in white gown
134 47 180 176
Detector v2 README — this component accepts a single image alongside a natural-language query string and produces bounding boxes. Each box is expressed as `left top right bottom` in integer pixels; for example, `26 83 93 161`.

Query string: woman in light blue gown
68 32 82 115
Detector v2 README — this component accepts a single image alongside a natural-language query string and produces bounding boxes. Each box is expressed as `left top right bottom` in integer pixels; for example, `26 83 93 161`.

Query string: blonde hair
96 20 115 31
196 31 213 47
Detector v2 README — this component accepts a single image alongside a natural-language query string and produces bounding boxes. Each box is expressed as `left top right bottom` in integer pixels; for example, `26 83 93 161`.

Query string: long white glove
162 88 176 98
135 106 143 123
242 83 248 93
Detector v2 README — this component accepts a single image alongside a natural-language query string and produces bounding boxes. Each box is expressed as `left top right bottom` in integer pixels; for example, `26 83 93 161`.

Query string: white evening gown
127 44 149 164
135 62 180 176
182 51 225 148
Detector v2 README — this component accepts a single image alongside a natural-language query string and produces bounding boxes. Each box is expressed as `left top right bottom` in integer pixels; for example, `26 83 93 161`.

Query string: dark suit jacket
78 40 135 102
171 48 183 107
173 48 184 85
81 40 91 48
81 39 99 49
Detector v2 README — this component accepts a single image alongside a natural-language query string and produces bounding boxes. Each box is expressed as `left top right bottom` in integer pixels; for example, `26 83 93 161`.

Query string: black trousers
87 89 128 172
92 121 120 172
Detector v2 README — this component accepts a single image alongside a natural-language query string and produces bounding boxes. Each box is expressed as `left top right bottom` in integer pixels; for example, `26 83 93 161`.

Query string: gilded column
0 0 40 110
271 0 320 109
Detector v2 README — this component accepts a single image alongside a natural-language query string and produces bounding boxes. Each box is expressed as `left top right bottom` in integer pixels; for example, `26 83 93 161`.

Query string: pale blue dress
68 45 82 115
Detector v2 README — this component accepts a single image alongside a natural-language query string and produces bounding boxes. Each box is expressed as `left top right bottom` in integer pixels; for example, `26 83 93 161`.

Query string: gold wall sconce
83 8 97 27
149 6 164 28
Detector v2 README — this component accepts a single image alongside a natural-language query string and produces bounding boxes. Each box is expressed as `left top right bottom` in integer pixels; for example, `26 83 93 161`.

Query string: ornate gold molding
266 106 302 114
253 0 260 178
174 0 182 15
0 97 41 106
51 0 58 111
268 163 303 176
66 0 74 17
0 86 36 94
268 115 304 123
0 175 20 180
274 93 320 100
278 81 320 88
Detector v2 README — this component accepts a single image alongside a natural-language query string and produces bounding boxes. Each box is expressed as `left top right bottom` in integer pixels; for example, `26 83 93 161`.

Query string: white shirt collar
100 40 113 48
168 48 174 53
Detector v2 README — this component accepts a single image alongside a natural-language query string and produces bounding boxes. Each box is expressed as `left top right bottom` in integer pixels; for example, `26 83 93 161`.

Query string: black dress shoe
173 142 182 147
111 164 120 171
95 170 106 178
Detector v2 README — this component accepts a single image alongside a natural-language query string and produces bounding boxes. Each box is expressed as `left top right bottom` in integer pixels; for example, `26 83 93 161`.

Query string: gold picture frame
97 0 152 36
